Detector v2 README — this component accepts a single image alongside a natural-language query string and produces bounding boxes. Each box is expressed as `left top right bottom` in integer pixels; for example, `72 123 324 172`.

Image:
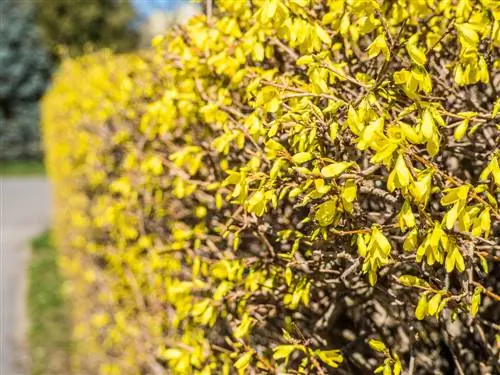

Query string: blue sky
132 0 188 16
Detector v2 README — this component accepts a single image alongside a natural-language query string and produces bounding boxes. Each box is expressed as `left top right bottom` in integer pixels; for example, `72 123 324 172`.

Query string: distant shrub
43 1 499 374
0 0 52 160
34 0 139 58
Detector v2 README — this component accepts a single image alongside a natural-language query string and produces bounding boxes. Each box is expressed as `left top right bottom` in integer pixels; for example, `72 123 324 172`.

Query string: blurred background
0 1 199 374
0 0 200 162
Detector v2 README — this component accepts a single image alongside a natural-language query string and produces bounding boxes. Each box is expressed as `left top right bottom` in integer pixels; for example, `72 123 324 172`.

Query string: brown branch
471 281 500 302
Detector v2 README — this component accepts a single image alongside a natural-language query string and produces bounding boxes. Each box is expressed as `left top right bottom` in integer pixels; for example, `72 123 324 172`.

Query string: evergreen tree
35 0 139 57
0 0 52 160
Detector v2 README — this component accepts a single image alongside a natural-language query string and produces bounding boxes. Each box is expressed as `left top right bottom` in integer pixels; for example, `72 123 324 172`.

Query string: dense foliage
0 0 52 160
43 1 499 374
35 0 138 57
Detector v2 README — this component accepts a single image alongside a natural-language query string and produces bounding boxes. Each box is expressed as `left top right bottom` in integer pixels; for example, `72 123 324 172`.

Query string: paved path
1 177 51 375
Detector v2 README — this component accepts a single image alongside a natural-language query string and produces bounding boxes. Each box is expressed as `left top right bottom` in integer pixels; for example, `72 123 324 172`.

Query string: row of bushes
43 1 499 374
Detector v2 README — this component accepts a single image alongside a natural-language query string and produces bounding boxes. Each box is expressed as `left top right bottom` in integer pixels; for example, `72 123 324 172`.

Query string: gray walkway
1 177 51 375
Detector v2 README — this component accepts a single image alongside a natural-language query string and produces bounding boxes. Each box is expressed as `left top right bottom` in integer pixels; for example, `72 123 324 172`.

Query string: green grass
29 231 72 375
0 160 45 176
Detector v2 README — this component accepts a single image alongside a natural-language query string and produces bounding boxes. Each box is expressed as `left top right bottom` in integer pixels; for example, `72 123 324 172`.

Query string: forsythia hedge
43 1 499 374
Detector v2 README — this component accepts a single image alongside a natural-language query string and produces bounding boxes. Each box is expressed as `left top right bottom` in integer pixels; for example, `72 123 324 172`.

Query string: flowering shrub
43 1 499 374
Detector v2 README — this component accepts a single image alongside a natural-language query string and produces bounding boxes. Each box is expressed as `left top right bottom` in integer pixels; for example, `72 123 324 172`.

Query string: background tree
0 0 52 160
138 3 201 48
35 0 139 57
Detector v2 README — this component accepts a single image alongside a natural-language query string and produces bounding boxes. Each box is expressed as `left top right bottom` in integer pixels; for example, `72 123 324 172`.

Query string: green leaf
387 154 411 192
296 55 314 65
443 201 461 230
263 0 278 20
315 199 337 227
383 362 392 375
233 313 253 339
285 267 292 286
341 179 357 203
292 152 313 164
247 190 266 215
400 121 422 144
445 247 456 273
415 294 428 320
399 200 416 230
455 249 465 272
317 349 343 368
321 162 351 178
454 119 469 141
367 34 390 61
253 43 265 62
492 98 500 118
471 286 482 317
399 275 429 288
436 297 450 315
368 339 387 353
393 358 402 375
234 351 253 370
315 23 332 44
403 228 418 252
478 254 489 274
456 23 479 47
406 37 427 65
372 227 392 255
440 186 469 205
479 208 491 239
421 109 435 139
427 292 442 316
162 348 183 360
357 235 368 257
329 121 339 140
426 133 440 157
273 345 302 360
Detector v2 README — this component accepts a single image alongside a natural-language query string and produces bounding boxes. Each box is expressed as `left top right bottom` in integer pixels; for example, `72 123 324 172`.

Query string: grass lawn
0 160 45 176
29 231 72 375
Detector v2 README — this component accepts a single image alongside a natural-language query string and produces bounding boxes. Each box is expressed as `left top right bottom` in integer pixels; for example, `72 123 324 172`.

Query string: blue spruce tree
0 0 52 160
